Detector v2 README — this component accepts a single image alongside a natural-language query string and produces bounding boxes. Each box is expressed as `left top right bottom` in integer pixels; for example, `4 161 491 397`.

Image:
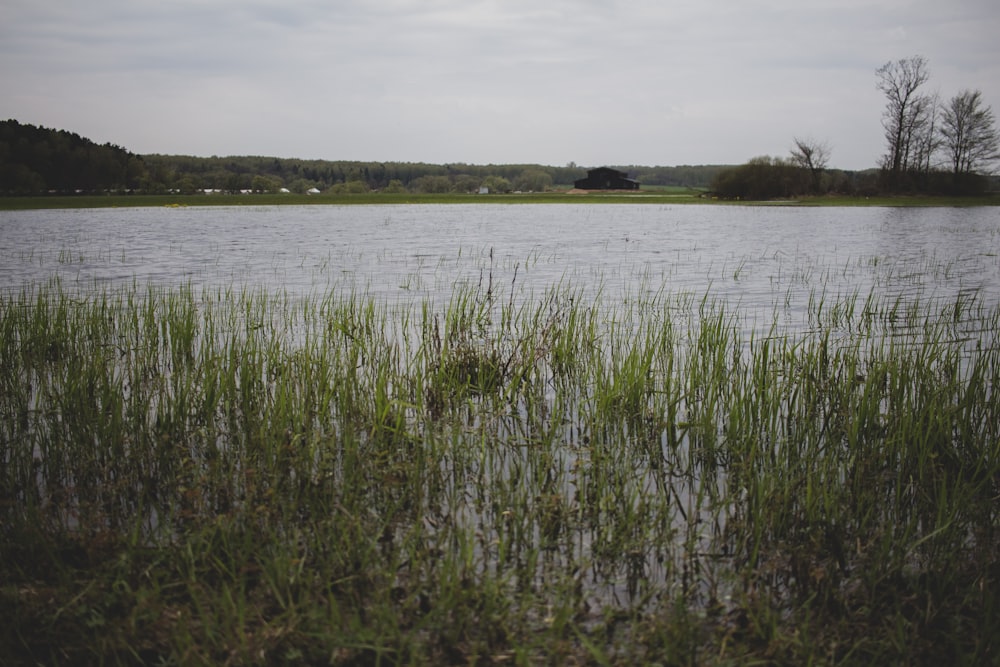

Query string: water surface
2 204 998 337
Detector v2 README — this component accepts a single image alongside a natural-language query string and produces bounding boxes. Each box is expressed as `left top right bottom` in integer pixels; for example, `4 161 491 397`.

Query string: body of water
2 203 999 337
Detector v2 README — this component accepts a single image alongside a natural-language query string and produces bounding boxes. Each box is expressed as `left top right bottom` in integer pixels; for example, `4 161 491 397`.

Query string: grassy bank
2 191 998 210
0 191 701 210
2 279 998 665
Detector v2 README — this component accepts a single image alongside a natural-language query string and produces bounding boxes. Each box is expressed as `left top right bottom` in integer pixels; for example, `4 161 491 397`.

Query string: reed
1 275 998 665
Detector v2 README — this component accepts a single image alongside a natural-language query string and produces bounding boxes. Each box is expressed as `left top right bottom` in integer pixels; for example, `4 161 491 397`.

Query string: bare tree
876 56 931 182
909 92 941 174
789 137 831 193
939 89 1000 175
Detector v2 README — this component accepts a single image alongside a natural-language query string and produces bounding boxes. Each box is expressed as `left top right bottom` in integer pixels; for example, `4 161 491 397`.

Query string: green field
2 190 998 210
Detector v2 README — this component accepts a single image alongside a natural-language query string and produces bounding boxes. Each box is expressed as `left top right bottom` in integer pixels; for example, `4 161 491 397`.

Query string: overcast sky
2 0 998 170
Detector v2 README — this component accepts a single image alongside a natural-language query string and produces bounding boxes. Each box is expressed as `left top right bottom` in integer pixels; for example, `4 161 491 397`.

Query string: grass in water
1 277 998 665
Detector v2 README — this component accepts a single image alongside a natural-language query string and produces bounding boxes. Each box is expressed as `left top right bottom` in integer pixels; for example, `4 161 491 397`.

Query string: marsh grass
1 275 998 665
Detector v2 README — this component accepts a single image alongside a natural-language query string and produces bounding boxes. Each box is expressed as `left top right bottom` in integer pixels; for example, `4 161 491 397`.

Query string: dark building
573 167 640 190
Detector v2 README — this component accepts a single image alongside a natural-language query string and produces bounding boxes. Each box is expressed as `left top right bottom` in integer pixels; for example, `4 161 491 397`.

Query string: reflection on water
2 204 998 338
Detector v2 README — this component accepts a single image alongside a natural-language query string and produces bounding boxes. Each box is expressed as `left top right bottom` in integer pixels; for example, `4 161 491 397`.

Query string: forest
0 120 145 195
0 120 726 196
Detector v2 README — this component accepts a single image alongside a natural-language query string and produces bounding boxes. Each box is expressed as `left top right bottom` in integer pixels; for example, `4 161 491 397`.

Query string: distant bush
410 175 453 194
328 179 369 194
711 157 809 200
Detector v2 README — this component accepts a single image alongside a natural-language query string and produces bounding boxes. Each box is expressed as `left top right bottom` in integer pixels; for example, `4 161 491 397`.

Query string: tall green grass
1 276 998 664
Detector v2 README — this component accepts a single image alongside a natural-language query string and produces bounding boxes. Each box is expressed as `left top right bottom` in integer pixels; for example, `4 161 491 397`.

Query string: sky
2 0 998 171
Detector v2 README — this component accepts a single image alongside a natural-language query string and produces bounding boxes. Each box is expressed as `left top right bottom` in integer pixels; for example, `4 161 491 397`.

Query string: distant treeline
1 120 725 195
711 158 881 200
710 156 995 200
5 119 992 199
0 120 146 194
141 155 727 194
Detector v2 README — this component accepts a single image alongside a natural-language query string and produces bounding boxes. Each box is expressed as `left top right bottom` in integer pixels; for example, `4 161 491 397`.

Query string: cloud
2 0 998 169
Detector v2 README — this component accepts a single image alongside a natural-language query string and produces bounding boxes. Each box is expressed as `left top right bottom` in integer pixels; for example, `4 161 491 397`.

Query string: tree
482 175 512 194
789 137 831 193
410 175 452 193
910 92 941 174
251 175 282 193
876 56 932 183
382 179 406 194
939 89 1000 176
515 168 553 192
287 178 316 194
343 179 370 194
174 176 199 195
452 174 481 193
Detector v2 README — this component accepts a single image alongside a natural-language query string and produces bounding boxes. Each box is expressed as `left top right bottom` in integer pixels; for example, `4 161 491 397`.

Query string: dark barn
573 167 640 190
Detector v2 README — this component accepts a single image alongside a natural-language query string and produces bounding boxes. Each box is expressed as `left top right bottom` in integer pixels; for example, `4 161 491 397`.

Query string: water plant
1 275 998 665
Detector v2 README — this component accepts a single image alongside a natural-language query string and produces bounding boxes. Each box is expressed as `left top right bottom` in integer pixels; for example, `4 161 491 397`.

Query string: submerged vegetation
2 270 998 665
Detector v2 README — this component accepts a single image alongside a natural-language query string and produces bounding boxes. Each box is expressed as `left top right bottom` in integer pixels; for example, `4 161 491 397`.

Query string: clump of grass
1 276 998 665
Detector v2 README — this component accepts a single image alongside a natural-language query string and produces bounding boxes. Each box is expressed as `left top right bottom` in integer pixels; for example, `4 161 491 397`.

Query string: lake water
2 204 999 338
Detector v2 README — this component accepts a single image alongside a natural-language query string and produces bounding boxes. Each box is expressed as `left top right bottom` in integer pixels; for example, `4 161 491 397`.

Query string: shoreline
2 191 999 210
